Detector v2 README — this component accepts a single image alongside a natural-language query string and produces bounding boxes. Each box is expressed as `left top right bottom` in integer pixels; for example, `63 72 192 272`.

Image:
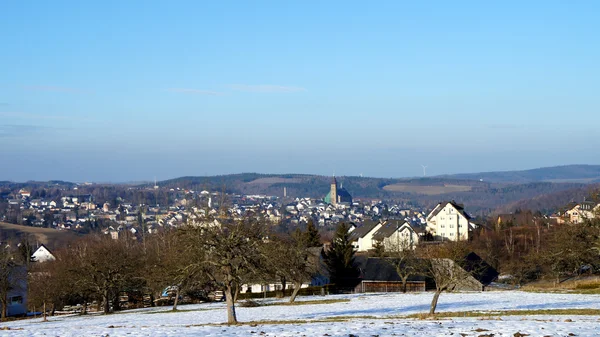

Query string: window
10 296 23 305
450 224 454 228
450 232 454 236
440 224 445 228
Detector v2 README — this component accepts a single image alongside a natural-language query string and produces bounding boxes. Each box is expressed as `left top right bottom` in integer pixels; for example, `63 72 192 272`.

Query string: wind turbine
421 165 428 177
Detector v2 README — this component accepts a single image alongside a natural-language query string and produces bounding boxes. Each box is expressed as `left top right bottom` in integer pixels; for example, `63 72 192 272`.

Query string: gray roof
428 201 471 221
349 220 380 242
372 220 425 241
354 256 426 282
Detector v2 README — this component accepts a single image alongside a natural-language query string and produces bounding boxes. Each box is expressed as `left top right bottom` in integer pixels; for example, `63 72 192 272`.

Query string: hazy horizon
2 2 599 182
3 163 599 184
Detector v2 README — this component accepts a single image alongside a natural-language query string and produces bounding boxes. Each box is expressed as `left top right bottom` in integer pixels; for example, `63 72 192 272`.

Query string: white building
31 244 56 263
372 220 423 251
349 220 383 252
426 201 474 241
565 201 599 224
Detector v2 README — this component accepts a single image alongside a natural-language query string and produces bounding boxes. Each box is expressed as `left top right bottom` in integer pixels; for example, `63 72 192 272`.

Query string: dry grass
406 308 600 319
522 277 600 294
0 222 80 250
382 184 472 195
265 299 350 306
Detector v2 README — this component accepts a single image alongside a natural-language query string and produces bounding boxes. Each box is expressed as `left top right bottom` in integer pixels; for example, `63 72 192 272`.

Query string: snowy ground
2 291 600 336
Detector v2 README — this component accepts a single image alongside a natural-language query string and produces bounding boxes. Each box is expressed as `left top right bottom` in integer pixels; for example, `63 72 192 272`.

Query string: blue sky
1 1 599 182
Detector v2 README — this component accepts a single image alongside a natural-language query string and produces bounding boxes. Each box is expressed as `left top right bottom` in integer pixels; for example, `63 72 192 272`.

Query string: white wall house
566 202 599 224
31 245 55 263
241 282 311 294
372 220 422 251
426 201 473 241
349 221 383 252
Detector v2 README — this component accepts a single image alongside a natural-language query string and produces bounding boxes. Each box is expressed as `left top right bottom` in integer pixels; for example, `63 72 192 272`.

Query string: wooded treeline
25 218 323 324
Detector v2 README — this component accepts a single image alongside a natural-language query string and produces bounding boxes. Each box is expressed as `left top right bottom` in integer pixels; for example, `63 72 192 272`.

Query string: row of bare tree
27 218 322 324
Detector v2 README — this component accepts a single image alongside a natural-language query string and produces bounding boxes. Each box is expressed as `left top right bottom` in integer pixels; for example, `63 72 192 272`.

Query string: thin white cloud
0 111 69 120
0 124 56 138
23 85 89 93
166 88 224 95
228 84 306 93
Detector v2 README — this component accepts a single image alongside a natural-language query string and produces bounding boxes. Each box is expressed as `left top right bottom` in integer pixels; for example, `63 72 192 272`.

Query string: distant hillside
443 164 600 184
493 183 600 215
0 222 81 251
3 165 597 217
159 173 587 215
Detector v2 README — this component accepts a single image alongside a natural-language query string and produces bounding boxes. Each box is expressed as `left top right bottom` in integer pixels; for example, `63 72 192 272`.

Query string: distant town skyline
2 1 599 182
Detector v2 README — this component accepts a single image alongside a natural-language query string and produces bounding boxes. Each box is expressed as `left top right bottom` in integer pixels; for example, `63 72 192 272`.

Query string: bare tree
180 216 267 324
419 242 472 315
66 235 143 314
0 245 26 321
27 262 58 321
264 232 320 303
0 247 15 321
388 241 422 293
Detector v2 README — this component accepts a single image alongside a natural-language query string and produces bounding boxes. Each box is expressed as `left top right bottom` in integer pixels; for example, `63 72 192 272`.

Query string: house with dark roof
353 252 498 293
426 201 475 241
348 220 383 252
353 256 426 293
372 220 425 251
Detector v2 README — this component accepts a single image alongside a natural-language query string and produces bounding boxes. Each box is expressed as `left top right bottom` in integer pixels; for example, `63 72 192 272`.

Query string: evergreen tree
323 222 358 288
304 220 321 247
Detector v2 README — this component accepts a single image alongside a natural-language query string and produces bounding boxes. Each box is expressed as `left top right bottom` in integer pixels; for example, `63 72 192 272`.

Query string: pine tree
323 222 358 288
304 220 321 247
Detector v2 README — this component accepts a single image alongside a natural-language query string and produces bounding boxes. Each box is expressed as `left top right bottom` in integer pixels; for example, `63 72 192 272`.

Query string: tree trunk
280 277 287 298
234 283 240 303
289 281 302 303
1 295 7 321
43 300 47 322
113 292 121 312
429 289 442 315
401 276 408 293
103 288 110 314
51 303 56 316
224 285 237 325
172 287 180 311
82 301 88 315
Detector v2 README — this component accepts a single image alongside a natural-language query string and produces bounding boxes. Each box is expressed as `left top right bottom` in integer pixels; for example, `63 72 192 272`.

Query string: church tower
330 176 338 206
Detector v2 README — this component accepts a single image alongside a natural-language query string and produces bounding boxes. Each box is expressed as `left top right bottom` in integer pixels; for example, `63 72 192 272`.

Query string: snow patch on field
2 291 600 336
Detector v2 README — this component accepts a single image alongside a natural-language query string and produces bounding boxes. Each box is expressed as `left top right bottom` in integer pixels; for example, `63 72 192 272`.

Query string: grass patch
406 308 600 319
144 308 215 314
263 299 350 306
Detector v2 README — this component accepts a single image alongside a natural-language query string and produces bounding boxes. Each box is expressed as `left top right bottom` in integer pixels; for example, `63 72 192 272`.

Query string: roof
354 256 426 282
457 252 499 286
371 220 426 240
427 201 471 221
349 220 380 241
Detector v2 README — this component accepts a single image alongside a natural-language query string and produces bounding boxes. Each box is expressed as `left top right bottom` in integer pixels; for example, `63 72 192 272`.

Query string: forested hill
3 165 599 215
442 164 600 184
158 173 595 215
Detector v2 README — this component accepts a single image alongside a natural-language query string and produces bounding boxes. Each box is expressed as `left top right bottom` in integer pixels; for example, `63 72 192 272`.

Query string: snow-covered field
2 291 600 336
